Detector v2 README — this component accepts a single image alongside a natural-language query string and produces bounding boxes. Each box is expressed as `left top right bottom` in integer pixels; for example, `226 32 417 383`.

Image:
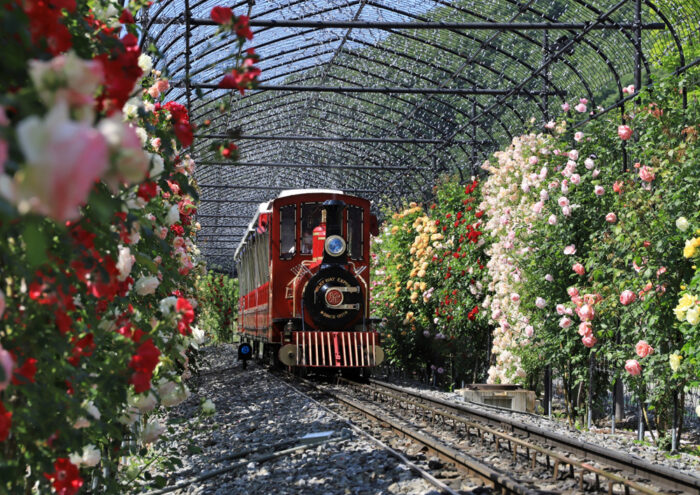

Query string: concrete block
459 386 536 413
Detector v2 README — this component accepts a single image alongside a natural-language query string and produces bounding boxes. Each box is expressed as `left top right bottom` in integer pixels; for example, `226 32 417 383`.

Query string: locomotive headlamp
325 235 346 257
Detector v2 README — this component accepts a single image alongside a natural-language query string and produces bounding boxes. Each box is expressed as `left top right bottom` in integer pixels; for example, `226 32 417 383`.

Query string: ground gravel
138 345 440 495
375 371 700 476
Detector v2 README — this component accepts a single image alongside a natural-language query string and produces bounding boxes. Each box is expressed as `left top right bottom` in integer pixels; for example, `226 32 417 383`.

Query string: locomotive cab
235 189 384 370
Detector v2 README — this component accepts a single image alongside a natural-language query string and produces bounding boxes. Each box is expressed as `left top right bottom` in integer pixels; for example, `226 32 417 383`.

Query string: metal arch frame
140 0 691 262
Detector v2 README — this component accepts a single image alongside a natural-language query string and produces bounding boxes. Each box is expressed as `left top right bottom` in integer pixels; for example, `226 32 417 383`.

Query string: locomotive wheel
303 266 362 330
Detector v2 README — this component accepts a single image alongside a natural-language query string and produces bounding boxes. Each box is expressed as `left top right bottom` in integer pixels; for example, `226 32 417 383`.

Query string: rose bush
371 176 490 386
0 2 257 492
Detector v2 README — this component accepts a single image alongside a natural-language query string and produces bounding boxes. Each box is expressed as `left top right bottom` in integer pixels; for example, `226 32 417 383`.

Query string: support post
542 30 550 124
588 352 595 430
637 400 645 441
634 0 643 95
671 391 678 453
544 365 552 418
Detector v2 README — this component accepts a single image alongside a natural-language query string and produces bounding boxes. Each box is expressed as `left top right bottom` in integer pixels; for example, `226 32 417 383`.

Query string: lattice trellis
141 0 700 272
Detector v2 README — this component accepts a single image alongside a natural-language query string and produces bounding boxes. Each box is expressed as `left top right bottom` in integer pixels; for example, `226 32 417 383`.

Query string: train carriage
234 189 384 372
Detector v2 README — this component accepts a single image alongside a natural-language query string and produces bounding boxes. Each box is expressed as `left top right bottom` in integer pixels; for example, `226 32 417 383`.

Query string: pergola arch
141 0 700 271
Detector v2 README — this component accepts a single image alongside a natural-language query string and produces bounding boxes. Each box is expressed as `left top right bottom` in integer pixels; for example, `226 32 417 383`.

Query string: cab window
301 203 323 255
280 205 296 259
347 206 363 260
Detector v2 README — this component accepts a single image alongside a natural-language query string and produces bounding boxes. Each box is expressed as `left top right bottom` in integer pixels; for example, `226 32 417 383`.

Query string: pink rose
525 325 534 337
657 266 666 277
561 205 571 216
573 263 585 276
584 157 595 169
639 166 655 182
619 290 636 305
574 132 583 142
15 101 109 221
531 201 543 214
559 316 573 329
622 84 635 94
592 169 600 178
577 304 595 321
570 173 581 185
561 102 570 112
545 274 554 282
574 103 587 113
618 125 633 140
548 214 557 225
155 79 170 93
635 340 654 358
564 244 576 255
625 359 642 376
605 212 617 223
579 98 588 104
510 293 520 303
535 297 546 309
556 303 567 315
582 334 597 348
613 181 623 194
0 139 7 174
0 343 13 391
147 85 160 99
567 286 579 297
578 321 592 337
558 196 569 207
545 120 555 129
528 156 538 165
594 185 604 196
568 150 579 161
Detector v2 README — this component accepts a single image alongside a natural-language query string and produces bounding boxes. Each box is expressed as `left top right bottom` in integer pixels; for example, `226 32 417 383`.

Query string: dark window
347 206 363 260
280 205 296 259
301 203 323 255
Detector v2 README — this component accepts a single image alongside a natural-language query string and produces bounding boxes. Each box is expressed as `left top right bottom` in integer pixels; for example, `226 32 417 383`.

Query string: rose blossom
528 156 538 165
618 125 633 140
592 169 600 178
165 204 180 226
140 419 166 444
0 343 14 391
569 150 579 161
69 444 101 468
129 390 157 412
134 276 160 296
574 132 583 142
559 316 573 328
582 334 597 348
558 196 569 207
613 181 623 194
563 244 576 255
561 102 570 111
13 99 109 221
545 274 554 282
625 359 642 376
676 217 689 232
562 205 571 216
635 340 654 358
524 325 534 337
577 304 595 321
574 102 587 113
573 263 585 276
639 165 655 182
570 173 581 185
605 212 617 223
116 245 134 282
619 290 636 305
584 157 595 169
567 287 579 297
556 303 567 315
592 185 604 196
535 297 547 309
548 214 557 225
510 293 520 303
578 321 592 337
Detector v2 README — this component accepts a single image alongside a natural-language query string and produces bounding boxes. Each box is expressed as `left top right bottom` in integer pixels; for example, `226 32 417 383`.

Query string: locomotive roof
278 189 344 198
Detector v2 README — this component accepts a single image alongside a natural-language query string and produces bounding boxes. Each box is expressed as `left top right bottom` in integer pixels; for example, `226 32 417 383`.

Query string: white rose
159 380 191 407
140 419 165 444
687 307 700 326
201 399 216 415
134 276 160 296
138 54 153 74
85 400 100 420
191 326 207 346
159 296 177 315
135 127 148 145
676 217 689 232
71 444 101 468
165 204 180 226
150 154 164 177
128 390 157 413
116 245 134 282
117 407 139 426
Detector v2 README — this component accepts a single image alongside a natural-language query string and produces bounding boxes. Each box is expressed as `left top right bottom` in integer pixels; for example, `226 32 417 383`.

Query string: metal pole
638 400 645 441
178 82 562 95
194 134 491 145
588 352 595 430
197 161 422 171
542 30 550 123
634 0 643 95
671 391 678 452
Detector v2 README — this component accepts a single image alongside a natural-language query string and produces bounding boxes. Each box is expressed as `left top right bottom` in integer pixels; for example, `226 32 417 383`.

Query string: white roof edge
278 188 344 198
233 201 272 260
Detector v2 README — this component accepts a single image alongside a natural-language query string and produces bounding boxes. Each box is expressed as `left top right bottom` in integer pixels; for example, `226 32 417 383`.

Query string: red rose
0 401 11 442
44 458 83 495
211 6 233 24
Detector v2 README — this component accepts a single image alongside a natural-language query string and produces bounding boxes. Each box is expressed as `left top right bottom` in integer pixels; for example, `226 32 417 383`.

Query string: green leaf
22 221 48 267
134 252 158 274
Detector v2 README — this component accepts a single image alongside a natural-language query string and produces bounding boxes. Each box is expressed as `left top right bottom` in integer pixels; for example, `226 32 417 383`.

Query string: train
234 189 385 375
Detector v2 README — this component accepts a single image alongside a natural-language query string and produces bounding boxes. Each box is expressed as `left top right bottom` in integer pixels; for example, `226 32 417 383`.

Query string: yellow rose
687 306 700 325
684 238 698 258
419 282 426 291
669 353 683 372
417 270 426 278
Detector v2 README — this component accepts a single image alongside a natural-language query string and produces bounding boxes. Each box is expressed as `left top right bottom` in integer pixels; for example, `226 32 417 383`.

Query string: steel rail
362 379 700 495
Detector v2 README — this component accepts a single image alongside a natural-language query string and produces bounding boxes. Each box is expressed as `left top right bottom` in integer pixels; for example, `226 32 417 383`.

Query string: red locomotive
234 189 384 373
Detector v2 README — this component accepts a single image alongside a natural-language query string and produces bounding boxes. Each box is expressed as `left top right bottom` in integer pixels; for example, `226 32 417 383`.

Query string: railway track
337 377 700 495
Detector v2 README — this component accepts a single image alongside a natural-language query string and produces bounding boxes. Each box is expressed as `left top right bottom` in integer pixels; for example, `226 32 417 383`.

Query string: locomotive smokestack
321 199 347 266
